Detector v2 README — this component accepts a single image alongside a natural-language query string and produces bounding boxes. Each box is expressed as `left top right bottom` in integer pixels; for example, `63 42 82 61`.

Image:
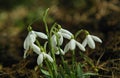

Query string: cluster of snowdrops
23 9 102 78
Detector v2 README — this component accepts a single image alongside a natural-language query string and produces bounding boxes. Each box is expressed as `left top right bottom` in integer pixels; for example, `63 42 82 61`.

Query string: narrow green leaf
41 69 50 76
77 63 84 78
83 72 98 76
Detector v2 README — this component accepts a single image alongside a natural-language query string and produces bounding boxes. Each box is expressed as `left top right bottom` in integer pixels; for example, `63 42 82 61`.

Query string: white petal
31 44 41 54
44 53 53 62
34 31 48 39
37 54 43 65
61 33 71 39
58 33 63 45
69 39 76 50
23 36 30 50
76 41 85 51
29 34 36 43
29 31 37 42
64 43 70 53
87 35 95 49
60 28 73 36
91 35 102 43
82 38 87 47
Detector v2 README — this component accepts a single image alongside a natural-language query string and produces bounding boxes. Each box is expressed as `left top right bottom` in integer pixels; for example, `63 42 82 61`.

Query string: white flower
82 35 102 49
24 31 36 51
51 28 73 47
23 30 47 58
37 52 53 65
59 28 73 37
64 39 85 52
51 32 63 47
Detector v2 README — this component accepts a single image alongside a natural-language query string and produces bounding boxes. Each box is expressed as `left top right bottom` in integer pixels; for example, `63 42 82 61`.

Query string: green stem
45 60 54 78
72 50 76 72
60 54 66 68
43 8 58 77
36 39 41 48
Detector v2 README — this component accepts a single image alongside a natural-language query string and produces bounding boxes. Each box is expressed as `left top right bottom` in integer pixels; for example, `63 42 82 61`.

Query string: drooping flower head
51 25 74 55
64 38 86 53
23 30 48 58
51 26 73 47
82 31 102 49
37 52 53 65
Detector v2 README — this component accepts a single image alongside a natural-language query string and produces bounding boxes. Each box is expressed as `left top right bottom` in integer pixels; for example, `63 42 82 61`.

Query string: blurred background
0 0 120 78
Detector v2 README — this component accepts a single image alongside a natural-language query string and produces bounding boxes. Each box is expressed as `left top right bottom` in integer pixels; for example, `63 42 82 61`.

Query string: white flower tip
76 41 86 51
99 39 102 43
82 47 86 51
90 45 95 49
91 35 102 43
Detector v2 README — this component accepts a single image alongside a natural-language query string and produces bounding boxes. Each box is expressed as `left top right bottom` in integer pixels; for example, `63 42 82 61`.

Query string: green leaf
64 61 71 75
41 69 50 76
76 63 84 78
83 72 98 76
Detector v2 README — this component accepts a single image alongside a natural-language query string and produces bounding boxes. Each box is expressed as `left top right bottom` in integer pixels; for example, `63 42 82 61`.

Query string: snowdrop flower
82 35 102 49
64 39 85 53
37 52 53 65
51 28 73 47
51 32 63 47
23 30 48 58
59 28 73 39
